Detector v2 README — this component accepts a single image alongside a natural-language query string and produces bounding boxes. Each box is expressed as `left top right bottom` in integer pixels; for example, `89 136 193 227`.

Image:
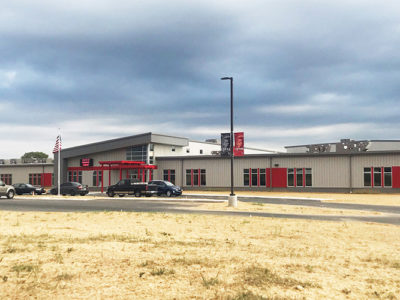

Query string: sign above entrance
80 158 94 167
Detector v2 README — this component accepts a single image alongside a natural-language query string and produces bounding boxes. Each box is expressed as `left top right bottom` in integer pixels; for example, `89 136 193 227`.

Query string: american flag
53 135 62 153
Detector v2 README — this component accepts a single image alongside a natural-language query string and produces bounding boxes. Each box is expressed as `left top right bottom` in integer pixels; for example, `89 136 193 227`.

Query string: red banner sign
234 132 244 156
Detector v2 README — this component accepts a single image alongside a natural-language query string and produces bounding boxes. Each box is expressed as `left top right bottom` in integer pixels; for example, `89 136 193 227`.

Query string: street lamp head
220 77 233 80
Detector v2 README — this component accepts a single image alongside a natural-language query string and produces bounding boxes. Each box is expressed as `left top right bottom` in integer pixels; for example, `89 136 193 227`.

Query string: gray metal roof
156 149 400 160
60 132 188 159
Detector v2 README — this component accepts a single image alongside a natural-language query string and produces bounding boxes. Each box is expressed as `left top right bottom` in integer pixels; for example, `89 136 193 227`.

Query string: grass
0 211 398 299
243 266 318 288
200 273 220 288
150 268 175 276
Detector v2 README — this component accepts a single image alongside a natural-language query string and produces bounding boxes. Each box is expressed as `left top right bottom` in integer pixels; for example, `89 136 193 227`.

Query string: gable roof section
60 132 188 159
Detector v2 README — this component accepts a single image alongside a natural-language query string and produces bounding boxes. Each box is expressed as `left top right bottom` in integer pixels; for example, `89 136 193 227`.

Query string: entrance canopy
67 160 157 193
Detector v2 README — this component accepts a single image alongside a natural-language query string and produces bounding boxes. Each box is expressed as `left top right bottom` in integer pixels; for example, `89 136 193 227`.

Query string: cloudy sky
1 0 400 157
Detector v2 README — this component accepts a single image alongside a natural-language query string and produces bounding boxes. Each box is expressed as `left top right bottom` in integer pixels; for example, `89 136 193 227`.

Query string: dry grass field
0 211 399 299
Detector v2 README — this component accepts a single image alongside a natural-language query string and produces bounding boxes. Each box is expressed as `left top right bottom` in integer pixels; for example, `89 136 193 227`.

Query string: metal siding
0 165 52 184
351 154 400 188
270 156 349 188
234 157 269 187
156 160 183 186
181 158 231 187
66 148 133 186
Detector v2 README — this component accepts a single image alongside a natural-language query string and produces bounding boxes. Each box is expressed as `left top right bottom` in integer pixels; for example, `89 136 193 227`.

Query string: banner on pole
220 133 231 156
234 132 244 157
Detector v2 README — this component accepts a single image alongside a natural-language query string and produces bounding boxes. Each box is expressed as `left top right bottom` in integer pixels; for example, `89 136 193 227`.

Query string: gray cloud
1 0 400 157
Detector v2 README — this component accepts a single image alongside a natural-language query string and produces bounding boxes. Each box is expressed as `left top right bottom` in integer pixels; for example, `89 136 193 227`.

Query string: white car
0 180 15 199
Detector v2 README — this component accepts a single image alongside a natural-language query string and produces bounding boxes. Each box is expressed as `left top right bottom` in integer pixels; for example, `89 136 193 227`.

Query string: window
149 156 154 164
287 168 312 187
68 171 72 182
186 170 191 186
243 168 268 187
78 171 82 184
365 167 392 188
374 167 382 187
364 167 371 187
171 146 176 152
163 170 168 181
28 173 40 186
200 149 203 154
1 174 12 185
200 169 206 186
260 169 266 186
384 167 392 187
185 169 206 186
251 169 258 186
149 144 154 151
287 168 294 187
305 168 312 187
68 171 82 183
296 168 303 187
126 145 148 162
93 171 102 187
163 169 176 184
243 169 250 186
193 169 199 185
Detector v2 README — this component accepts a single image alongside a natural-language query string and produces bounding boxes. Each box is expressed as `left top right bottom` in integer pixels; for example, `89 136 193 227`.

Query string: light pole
221 76 237 207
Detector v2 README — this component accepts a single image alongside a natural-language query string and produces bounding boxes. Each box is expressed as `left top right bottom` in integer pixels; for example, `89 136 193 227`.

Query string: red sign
234 132 244 157
80 158 93 167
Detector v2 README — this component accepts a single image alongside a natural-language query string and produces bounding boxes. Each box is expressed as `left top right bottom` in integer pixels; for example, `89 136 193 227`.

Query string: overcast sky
1 0 400 157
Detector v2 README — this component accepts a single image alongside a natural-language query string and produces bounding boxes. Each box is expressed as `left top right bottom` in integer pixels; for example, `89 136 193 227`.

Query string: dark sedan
148 180 182 197
13 183 45 195
50 182 89 196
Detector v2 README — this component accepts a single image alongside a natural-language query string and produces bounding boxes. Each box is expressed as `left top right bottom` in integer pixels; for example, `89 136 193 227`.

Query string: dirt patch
190 201 383 216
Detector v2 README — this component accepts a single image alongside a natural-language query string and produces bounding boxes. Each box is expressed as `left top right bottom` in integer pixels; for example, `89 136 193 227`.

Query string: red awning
67 160 157 193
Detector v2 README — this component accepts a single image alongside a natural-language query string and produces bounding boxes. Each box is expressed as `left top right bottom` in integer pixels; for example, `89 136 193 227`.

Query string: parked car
106 179 158 197
148 180 182 197
13 183 45 195
0 180 15 199
50 182 89 196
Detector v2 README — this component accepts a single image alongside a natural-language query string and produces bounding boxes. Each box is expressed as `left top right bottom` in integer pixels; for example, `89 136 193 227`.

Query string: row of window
287 168 312 187
243 169 267 186
68 171 83 184
1 174 12 185
364 167 392 187
126 145 154 164
163 169 176 184
186 169 206 186
92 171 103 187
0 173 46 185
243 168 312 187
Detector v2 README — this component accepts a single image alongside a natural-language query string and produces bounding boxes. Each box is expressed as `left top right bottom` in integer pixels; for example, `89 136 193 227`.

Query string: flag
220 133 231 156
234 132 244 157
53 135 62 153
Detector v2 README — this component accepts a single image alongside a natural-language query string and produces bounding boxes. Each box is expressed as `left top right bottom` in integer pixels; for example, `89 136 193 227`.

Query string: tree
21 152 49 159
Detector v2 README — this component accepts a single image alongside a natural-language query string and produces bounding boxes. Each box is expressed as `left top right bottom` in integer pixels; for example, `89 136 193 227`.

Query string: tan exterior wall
158 155 351 188
66 148 126 187
0 165 53 185
351 154 400 188
270 156 350 188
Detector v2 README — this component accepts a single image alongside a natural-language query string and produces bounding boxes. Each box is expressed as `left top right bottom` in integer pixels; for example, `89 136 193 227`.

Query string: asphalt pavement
0 195 398 225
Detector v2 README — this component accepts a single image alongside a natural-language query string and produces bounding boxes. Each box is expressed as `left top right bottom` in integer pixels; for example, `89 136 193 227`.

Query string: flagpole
58 129 61 196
